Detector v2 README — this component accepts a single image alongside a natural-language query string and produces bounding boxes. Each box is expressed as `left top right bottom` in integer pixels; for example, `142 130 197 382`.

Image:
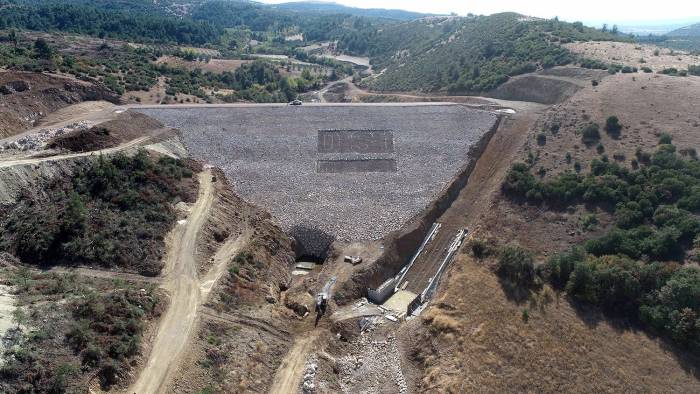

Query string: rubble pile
301 355 319 393
138 105 496 255
0 121 90 152
335 332 408 393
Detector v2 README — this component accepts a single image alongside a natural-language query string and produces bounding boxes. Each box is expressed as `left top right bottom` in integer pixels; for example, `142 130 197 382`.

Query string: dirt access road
129 170 247 394
0 136 151 168
269 330 322 394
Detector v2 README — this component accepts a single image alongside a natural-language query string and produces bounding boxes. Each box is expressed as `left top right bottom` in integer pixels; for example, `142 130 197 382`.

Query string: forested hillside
0 0 220 44
365 13 626 92
0 0 389 50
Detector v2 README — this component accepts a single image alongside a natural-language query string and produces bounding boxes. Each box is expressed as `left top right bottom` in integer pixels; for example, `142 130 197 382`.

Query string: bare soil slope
48 111 172 152
0 71 119 138
163 174 298 393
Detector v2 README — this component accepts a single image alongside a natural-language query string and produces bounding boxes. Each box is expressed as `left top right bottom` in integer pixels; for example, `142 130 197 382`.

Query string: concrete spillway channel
368 223 466 318
412 228 468 313
369 226 468 318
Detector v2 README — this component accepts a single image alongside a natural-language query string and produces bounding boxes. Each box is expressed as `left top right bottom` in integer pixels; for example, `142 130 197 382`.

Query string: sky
258 0 700 25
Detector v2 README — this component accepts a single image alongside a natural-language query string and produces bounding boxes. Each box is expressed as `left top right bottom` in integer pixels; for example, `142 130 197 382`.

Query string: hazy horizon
259 0 700 27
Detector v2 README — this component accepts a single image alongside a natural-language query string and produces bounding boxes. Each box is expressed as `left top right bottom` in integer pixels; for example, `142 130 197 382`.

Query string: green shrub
581 123 601 146
502 163 538 198
689 65 700 76
497 245 535 286
0 151 195 275
659 133 673 145
580 213 599 231
540 246 586 288
613 153 626 161
680 148 698 159
504 141 700 260
660 67 686 76
470 239 490 258
604 116 622 138
639 267 700 349
536 133 547 145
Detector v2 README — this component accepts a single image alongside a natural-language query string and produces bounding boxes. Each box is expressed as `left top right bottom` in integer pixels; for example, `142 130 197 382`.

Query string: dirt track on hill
0 135 151 168
129 170 248 394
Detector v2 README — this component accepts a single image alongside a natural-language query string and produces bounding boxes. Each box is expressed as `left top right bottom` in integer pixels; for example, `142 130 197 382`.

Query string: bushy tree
34 38 52 59
497 245 535 286
640 267 700 348
539 246 586 288
605 116 622 139
581 123 601 146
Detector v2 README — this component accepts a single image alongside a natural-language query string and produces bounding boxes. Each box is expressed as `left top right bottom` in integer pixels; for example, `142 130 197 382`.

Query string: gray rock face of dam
136 104 497 256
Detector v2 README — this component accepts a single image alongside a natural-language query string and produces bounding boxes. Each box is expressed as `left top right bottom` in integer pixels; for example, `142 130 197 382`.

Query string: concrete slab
295 262 317 270
383 290 417 315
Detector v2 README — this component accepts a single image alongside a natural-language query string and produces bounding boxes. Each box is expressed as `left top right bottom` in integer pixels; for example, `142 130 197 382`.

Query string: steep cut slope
0 71 119 138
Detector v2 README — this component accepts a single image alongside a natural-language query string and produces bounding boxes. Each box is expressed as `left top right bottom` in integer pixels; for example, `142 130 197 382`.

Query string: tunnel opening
289 224 335 263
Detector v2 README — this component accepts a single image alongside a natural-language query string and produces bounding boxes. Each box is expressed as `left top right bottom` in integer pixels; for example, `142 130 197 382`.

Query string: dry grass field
153 55 252 74
526 72 700 181
416 253 700 393
565 41 700 71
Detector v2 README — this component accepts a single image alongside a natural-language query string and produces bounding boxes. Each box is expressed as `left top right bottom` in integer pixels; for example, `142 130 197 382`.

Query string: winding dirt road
129 170 247 394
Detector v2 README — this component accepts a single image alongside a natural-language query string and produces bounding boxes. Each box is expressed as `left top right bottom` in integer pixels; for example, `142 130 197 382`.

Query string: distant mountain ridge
267 1 433 21
667 23 700 37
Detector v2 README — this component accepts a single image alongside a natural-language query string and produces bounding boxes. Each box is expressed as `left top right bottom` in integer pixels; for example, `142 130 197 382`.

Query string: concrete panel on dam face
134 104 497 255
317 129 394 154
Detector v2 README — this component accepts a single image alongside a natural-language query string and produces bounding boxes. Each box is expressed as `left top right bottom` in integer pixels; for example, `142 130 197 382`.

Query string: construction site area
3 58 699 393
